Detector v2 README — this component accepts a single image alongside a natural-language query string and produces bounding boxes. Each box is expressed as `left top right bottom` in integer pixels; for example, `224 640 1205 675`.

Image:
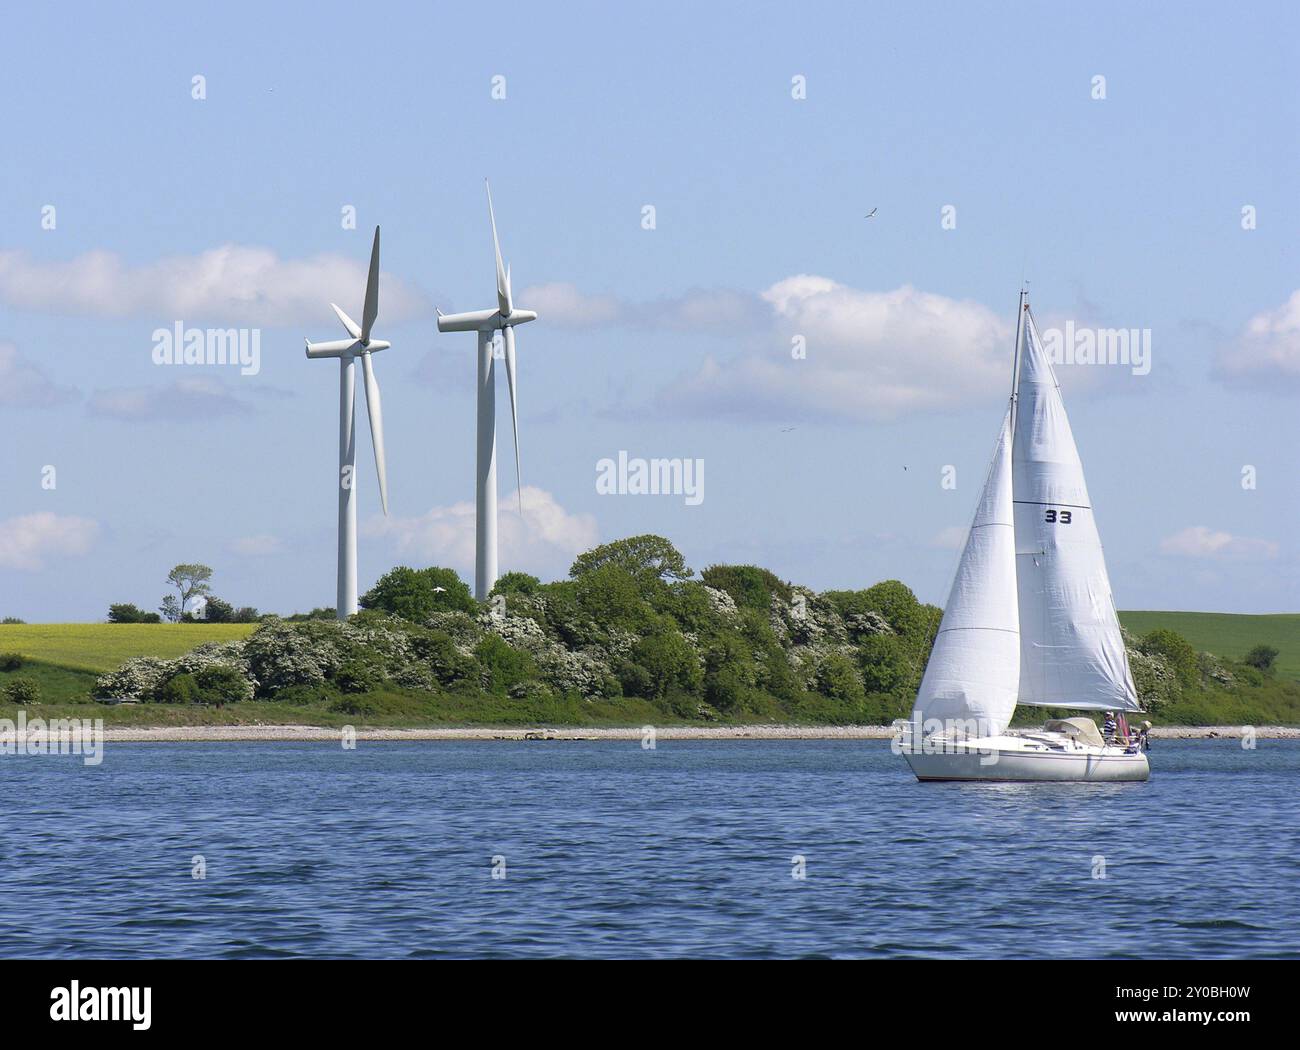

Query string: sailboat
899 291 1150 782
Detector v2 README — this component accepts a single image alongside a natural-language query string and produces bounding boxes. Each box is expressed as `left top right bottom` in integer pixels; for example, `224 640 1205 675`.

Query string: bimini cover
1044 717 1105 748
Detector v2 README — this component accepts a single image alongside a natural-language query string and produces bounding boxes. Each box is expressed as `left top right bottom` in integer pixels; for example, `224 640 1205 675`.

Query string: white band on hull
902 742 1149 782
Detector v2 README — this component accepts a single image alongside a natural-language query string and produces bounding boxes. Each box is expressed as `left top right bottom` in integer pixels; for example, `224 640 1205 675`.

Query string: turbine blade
486 181 511 317
360 351 388 515
362 226 380 343
503 326 522 517
331 303 362 339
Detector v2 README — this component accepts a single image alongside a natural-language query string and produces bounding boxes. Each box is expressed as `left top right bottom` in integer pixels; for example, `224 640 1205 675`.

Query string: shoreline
46 723 1300 742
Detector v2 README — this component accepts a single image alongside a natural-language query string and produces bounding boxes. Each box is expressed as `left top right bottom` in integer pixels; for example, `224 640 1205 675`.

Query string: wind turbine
304 226 391 619
436 182 536 600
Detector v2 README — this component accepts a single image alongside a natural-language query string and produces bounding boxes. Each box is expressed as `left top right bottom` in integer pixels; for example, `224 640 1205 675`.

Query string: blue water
1 739 1297 958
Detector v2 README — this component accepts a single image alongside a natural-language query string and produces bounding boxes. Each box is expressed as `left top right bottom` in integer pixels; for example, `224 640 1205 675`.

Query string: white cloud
1159 525 1278 561
366 486 598 581
0 245 430 326
0 513 100 571
520 281 763 333
0 341 76 408
1215 289 1300 388
522 282 621 328
231 534 285 557
88 376 254 421
664 278 1011 421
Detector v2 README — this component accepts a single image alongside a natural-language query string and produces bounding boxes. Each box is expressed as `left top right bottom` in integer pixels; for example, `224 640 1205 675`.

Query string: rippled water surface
1 740 1297 958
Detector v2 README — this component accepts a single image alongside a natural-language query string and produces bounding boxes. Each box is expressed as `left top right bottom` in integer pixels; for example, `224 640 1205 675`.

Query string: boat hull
902 739 1149 783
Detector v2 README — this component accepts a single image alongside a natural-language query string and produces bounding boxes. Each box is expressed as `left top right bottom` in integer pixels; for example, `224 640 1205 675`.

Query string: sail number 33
1044 509 1073 524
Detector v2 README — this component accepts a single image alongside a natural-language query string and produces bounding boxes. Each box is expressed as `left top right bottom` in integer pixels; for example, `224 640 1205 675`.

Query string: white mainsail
1012 308 1141 712
911 409 1020 737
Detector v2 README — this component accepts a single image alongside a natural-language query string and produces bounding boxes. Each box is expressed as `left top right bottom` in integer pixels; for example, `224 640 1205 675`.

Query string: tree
166 564 213 618
159 596 181 623
360 566 476 621
200 596 236 623
491 571 541 597
700 564 792 612
108 603 162 624
198 597 257 624
1244 644 1279 675
570 535 693 589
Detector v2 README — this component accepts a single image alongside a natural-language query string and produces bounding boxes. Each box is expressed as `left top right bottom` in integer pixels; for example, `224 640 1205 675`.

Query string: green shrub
858 633 915 696
194 665 252 706
816 652 866 709
703 633 758 711
157 673 200 704
3 676 40 704
633 630 702 699
614 658 653 699
332 652 386 694
1140 629 1199 689
329 690 429 719
408 629 475 685
701 564 792 613
474 634 537 695
1244 645 1279 675
0 652 25 672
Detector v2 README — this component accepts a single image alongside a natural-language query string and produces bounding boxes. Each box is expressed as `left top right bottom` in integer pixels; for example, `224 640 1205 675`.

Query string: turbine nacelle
435 307 536 333
303 338 391 359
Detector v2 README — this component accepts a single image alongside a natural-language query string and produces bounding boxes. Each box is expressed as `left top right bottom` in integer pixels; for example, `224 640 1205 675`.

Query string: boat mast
1009 287 1028 434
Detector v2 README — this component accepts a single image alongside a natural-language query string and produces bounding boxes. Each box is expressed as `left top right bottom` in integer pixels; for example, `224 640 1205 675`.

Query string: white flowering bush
95 657 174 701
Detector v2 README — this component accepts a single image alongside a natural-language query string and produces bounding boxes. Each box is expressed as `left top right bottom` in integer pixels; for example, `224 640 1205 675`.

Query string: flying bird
865 207 877 219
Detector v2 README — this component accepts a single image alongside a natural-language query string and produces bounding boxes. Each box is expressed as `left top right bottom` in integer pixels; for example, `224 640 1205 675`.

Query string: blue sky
1 0 1297 620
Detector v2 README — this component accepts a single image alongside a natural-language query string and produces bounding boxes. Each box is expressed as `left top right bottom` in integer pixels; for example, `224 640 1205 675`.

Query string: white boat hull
901 734 1149 783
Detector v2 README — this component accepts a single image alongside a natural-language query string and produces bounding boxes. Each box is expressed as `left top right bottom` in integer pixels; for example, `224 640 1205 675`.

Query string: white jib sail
1012 310 1141 712
911 409 1019 738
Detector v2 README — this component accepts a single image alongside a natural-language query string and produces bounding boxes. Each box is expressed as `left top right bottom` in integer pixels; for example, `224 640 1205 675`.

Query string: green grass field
1119 611 1300 680
0 622 258 673
1 616 1296 726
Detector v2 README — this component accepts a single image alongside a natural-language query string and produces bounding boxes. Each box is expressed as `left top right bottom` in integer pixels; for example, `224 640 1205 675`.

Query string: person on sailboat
1102 711 1117 742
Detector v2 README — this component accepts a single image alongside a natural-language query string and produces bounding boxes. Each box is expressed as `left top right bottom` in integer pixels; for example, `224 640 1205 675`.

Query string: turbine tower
304 227 392 619
436 182 536 600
